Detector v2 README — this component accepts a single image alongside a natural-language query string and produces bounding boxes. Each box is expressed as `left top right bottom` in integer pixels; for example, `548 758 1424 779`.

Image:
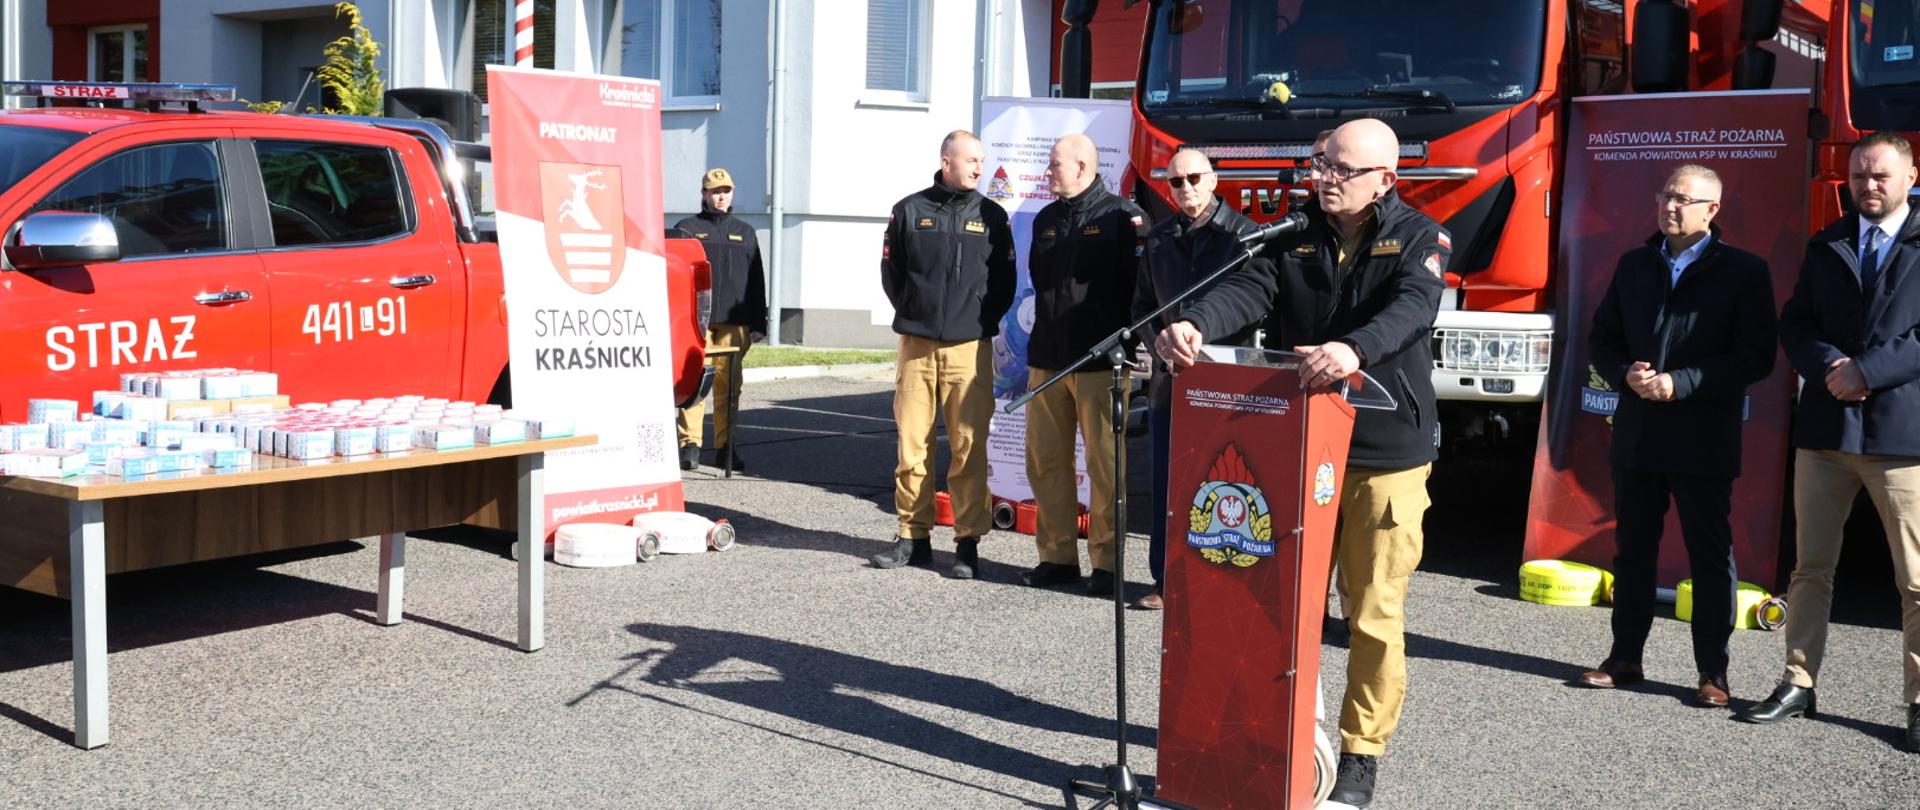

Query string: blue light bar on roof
2 82 237 103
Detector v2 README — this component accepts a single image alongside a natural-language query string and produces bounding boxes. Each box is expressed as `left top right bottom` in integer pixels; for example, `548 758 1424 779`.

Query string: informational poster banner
487 66 683 533
978 96 1132 503
1523 90 1810 590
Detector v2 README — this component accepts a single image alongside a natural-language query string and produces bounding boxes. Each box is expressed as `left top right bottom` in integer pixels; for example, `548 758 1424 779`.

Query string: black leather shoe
1329 752 1378 808
869 536 932 569
1906 704 1919 753
715 445 746 471
1020 561 1082 588
1086 569 1117 597
1322 614 1350 646
1735 683 1816 724
950 537 980 580
678 443 699 471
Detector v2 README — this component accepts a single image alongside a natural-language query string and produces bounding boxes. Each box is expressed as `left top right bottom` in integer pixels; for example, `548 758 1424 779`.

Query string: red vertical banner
1524 90 1811 590
487 67 683 533
1157 353 1354 810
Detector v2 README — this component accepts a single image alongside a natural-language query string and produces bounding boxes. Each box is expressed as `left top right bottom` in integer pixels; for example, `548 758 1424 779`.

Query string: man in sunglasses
1019 134 1152 596
1154 118 1446 808
1579 165 1776 711
1128 147 1265 610
872 130 1017 578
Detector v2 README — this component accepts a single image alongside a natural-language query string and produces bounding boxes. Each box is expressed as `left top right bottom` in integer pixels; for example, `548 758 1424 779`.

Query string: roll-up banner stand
1523 90 1810 590
977 96 1133 505
487 66 684 535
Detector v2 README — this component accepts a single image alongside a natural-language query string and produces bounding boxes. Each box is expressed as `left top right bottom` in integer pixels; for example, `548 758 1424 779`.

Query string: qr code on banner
636 421 674 465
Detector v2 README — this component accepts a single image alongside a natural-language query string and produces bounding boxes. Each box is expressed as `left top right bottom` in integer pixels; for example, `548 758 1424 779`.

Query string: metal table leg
68 499 107 749
517 453 545 652
377 531 407 626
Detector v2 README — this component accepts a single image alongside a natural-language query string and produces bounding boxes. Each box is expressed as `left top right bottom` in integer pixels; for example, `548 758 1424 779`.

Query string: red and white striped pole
513 0 534 67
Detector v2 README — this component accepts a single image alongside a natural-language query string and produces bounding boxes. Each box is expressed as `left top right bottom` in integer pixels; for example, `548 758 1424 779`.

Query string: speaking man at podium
1155 119 1448 808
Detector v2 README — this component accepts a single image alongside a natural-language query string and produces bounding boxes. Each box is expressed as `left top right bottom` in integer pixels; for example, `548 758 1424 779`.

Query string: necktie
1861 228 1884 292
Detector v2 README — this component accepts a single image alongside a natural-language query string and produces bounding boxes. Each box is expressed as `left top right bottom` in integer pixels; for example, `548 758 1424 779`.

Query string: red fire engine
0 81 712 420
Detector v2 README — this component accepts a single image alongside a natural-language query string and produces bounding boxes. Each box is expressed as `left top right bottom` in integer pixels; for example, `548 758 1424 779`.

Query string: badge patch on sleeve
1423 249 1446 277
1436 231 1452 251
916 217 936 230
965 220 987 234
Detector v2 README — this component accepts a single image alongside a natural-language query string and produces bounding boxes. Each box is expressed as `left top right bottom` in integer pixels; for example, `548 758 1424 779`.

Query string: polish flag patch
1436 231 1452 251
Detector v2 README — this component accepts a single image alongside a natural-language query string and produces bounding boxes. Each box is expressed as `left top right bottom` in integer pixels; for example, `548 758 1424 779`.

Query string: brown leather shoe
1130 585 1164 611
1696 675 1731 708
1576 660 1644 689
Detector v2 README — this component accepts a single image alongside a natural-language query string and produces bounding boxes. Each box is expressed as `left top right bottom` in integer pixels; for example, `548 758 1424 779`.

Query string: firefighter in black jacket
870 130 1016 579
1018 134 1149 597
1156 119 1445 809
674 168 768 471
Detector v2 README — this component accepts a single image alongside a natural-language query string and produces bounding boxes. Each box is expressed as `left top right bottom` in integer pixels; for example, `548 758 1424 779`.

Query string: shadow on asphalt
565 622 1154 801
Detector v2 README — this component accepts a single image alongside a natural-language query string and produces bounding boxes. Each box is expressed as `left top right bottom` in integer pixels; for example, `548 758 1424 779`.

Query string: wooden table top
0 435 597 502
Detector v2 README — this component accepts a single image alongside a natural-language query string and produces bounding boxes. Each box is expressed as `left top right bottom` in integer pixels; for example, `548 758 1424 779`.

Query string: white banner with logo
978 96 1133 504
487 66 683 531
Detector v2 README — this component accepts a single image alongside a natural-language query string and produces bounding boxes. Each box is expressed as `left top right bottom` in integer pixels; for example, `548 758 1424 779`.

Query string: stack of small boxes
2 368 574 480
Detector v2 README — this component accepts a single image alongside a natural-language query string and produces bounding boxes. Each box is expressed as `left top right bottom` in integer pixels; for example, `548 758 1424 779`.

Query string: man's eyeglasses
1167 171 1213 189
1654 191 1717 207
1309 155 1389 184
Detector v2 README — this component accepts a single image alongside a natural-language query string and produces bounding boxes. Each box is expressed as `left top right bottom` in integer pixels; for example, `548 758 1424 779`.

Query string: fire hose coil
1519 560 1613 607
1675 580 1781 630
554 523 642 568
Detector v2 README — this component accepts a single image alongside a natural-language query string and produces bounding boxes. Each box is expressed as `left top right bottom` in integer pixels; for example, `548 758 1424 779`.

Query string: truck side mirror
1630 0 1691 93
1740 0 1784 42
1060 0 1099 98
4 211 120 270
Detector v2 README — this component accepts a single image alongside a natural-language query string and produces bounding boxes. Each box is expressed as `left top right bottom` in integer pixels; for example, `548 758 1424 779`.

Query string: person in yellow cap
674 168 768 471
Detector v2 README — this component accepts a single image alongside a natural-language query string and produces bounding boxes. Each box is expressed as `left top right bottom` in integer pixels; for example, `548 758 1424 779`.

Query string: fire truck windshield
1850 0 1920 132
0 126 83 193
1140 0 1547 137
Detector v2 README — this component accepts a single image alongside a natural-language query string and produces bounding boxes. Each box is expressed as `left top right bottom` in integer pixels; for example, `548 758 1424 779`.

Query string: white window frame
860 0 932 107
86 24 149 83
606 0 722 110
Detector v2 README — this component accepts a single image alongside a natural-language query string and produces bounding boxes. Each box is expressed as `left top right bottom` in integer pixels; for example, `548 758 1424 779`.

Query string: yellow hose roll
1674 580 1774 629
1519 560 1609 607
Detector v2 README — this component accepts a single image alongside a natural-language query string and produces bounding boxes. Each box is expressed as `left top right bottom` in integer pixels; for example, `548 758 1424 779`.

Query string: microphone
1238 211 1311 244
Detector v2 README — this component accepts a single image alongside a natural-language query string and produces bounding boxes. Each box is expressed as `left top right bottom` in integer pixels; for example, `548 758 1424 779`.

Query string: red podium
1155 348 1387 809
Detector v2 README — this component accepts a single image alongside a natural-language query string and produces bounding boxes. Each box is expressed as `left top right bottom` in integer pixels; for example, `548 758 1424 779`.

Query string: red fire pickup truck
0 82 710 419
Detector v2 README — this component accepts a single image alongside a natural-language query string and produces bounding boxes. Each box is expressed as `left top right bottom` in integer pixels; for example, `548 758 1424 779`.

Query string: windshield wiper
1297 87 1457 113
1153 97 1296 119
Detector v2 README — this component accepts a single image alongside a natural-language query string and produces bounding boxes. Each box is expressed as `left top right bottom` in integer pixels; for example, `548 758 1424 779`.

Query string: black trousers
1608 465 1738 677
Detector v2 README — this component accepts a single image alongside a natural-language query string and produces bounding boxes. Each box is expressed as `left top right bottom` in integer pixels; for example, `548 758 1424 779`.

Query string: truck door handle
389 274 437 289
193 290 252 306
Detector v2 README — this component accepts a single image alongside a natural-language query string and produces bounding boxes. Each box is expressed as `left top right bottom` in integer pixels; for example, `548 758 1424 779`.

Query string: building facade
0 0 1087 347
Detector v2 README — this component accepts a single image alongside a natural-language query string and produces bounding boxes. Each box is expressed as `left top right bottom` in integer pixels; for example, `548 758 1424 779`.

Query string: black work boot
677 443 699 471
869 536 932 569
950 537 980 580
1330 753 1378 808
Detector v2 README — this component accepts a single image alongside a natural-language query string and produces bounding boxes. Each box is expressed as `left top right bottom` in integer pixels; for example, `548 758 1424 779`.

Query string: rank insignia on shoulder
916 217 936 229
1040 227 1057 239
728 234 744 241
1082 225 1102 236
1372 238 1402 256
693 232 710 239
965 220 987 234
1292 243 1318 255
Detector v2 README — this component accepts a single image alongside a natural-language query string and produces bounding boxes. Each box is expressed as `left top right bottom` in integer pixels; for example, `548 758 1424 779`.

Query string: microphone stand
1006 237 1273 810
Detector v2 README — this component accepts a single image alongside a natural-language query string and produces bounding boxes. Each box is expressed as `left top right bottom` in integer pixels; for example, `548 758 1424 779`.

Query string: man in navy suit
1577 165 1777 708
1740 133 1920 753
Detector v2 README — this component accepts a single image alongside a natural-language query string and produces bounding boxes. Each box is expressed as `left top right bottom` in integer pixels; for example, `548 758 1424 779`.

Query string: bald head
1167 148 1217 217
1046 133 1101 199
1318 119 1401 224
939 130 985 191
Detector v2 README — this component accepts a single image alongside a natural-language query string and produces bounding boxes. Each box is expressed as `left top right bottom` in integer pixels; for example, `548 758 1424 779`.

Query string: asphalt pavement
2 368 1917 808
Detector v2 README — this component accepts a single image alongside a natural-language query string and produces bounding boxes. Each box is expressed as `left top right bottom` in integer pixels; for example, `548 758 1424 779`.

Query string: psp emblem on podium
1313 461 1337 506
1186 444 1273 568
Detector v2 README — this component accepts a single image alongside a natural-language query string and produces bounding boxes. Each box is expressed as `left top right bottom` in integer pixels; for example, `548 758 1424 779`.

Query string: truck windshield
1849 0 1920 131
1140 0 1547 132
0 126 84 193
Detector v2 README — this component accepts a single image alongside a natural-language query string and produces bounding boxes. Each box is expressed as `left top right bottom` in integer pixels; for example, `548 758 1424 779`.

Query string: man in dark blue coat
1576 165 1777 709
1740 133 1920 753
